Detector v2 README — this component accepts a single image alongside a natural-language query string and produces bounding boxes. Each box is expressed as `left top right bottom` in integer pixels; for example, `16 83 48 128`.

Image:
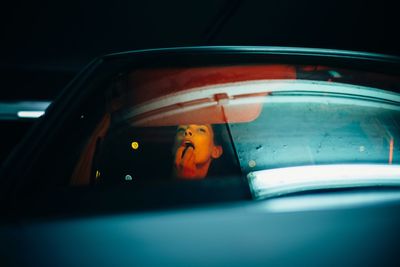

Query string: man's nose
184 129 193 136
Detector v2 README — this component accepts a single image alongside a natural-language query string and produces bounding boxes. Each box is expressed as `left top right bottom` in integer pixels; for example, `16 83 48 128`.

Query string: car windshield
70 64 400 198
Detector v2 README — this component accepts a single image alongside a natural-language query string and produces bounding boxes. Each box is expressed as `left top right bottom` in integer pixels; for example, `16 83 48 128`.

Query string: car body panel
2 192 400 267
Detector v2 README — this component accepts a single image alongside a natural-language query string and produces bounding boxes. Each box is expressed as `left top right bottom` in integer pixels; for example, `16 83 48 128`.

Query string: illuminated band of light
17 111 45 118
248 164 400 199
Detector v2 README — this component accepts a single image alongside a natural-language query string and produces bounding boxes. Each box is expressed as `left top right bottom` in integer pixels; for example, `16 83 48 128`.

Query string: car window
230 81 400 173
68 64 400 191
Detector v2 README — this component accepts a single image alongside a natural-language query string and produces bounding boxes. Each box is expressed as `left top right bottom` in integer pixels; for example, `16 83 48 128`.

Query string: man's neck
194 159 212 179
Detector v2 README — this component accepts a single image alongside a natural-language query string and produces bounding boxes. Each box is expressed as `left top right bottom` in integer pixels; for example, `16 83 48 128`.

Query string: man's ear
211 145 223 159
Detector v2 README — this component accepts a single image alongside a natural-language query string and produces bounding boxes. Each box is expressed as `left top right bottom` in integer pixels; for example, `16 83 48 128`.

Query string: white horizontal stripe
17 111 45 118
248 164 400 199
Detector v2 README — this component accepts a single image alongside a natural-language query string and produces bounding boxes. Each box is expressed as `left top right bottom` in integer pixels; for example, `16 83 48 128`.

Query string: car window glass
68 64 400 187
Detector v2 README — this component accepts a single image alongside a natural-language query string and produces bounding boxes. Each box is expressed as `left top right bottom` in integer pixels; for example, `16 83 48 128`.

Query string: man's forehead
177 124 214 132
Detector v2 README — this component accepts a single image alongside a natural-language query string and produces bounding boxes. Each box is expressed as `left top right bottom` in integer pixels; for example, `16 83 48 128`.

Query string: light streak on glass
248 164 400 199
17 111 45 118
0 101 50 120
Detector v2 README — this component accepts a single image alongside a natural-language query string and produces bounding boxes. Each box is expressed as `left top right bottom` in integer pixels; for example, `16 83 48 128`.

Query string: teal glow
0 101 50 120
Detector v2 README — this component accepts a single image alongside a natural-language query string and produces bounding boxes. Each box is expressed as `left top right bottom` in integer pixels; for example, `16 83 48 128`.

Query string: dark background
0 0 399 160
1 0 399 100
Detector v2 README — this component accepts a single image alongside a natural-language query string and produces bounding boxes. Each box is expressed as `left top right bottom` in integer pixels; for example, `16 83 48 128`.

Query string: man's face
174 124 221 165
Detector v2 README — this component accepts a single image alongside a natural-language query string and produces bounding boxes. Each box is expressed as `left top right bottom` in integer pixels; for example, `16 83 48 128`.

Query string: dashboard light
131 141 139 150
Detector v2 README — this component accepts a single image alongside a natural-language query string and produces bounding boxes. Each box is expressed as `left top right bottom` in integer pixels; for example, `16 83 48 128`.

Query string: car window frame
1 47 400 218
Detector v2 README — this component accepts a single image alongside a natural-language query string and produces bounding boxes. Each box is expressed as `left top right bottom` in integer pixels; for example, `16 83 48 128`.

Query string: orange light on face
173 124 223 179
131 141 139 150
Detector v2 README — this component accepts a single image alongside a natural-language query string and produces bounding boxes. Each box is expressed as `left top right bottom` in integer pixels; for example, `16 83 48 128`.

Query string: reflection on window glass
231 97 400 173
69 64 400 186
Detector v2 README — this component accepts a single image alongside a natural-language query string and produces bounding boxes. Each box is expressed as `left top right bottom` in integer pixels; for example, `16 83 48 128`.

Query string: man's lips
182 140 195 148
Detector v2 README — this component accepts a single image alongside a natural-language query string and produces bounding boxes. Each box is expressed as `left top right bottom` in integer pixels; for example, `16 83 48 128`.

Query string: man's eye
198 128 207 133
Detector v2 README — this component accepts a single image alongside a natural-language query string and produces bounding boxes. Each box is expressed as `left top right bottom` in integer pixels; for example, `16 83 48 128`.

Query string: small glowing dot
125 174 133 181
131 141 139 150
249 160 256 168
95 170 101 179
